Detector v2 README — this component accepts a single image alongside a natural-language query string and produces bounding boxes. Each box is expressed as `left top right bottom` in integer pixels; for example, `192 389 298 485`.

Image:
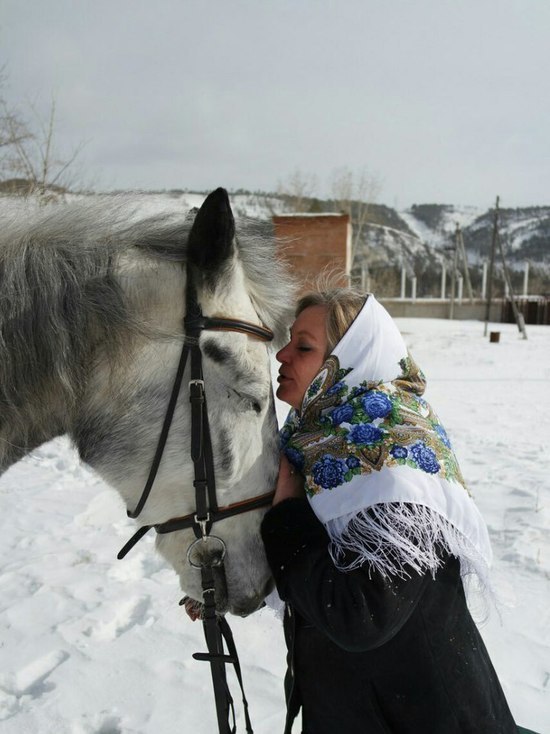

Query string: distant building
273 213 352 294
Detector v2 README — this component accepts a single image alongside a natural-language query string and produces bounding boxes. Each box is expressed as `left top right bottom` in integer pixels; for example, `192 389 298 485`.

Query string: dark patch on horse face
202 340 264 414
219 428 233 475
203 339 232 364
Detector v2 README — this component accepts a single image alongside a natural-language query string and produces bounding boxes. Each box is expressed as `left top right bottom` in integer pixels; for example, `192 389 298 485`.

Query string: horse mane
0 196 293 465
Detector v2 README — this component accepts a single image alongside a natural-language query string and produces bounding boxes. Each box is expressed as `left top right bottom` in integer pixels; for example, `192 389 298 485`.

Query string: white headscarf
281 295 492 587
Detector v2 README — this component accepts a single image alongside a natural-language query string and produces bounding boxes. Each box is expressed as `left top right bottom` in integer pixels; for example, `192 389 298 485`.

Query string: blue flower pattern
390 444 408 459
312 455 348 489
307 377 323 399
284 446 305 471
331 404 354 426
280 354 463 495
362 391 393 418
410 443 440 474
434 424 452 448
349 423 383 445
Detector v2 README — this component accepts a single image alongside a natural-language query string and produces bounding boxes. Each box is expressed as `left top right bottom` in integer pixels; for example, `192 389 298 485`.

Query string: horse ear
187 188 235 272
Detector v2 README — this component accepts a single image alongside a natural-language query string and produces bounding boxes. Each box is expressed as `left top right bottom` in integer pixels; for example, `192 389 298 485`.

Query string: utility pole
455 224 474 302
449 232 459 320
496 224 528 340
523 261 529 297
483 196 499 336
481 261 488 300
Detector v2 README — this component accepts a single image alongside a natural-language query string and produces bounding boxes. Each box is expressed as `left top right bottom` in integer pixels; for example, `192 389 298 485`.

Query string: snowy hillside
0 318 548 734
1 191 548 276
401 203 550 270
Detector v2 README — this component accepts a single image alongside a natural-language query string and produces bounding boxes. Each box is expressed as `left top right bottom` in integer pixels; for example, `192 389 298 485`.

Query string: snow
0 318 549 733
398 210 443 247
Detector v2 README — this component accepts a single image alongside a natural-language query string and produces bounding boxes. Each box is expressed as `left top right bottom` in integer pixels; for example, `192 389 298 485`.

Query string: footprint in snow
71 712 123 734
93 596 152 641
0 649 69 699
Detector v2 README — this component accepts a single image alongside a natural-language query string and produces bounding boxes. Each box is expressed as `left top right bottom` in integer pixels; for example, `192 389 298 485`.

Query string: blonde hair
296 287 367 356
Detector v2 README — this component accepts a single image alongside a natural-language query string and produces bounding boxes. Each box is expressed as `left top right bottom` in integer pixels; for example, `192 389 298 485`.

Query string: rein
117 266 275 734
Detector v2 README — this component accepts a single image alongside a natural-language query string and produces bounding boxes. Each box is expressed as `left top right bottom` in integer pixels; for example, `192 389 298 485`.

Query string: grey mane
0 196 292 467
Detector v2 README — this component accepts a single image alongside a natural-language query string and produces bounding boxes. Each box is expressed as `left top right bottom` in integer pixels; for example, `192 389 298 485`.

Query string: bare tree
1 71 86 199
0 69 32 177
276 168 319 212
330 166 381 259
0 105 30 152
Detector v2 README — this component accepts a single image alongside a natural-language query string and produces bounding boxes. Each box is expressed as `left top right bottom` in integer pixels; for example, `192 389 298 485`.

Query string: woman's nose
276 343 291 363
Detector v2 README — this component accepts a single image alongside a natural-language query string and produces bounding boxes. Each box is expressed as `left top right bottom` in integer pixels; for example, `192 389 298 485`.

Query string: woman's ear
187 187 235 274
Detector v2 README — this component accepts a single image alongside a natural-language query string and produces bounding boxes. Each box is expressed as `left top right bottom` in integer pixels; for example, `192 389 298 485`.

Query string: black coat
261 498 517 734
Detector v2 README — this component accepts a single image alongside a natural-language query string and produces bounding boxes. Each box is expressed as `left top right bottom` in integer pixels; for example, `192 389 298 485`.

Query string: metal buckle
189 379 205 390
194 512 210 538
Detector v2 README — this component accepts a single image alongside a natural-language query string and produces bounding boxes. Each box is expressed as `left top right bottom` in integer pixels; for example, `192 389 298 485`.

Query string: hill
1 188 548 296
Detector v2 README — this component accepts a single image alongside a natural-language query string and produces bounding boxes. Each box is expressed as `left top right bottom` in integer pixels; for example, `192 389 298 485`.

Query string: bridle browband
117 264 276 734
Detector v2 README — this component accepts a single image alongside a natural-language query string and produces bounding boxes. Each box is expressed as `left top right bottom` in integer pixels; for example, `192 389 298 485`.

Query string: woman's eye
298 346 312 352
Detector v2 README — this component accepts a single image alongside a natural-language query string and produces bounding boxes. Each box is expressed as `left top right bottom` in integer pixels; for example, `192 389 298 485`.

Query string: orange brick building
273 213 352 294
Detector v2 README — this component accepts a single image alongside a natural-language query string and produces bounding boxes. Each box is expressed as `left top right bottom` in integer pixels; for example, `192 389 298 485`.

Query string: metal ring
186 535 227 569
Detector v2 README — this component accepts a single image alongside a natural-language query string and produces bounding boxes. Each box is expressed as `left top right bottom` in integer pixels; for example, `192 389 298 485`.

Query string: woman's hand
273 454 305 505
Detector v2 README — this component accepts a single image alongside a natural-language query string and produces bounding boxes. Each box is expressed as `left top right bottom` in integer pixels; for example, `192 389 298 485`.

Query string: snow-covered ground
0 318 548 733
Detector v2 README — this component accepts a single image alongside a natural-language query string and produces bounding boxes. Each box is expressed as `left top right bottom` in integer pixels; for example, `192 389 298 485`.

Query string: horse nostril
208 550 225 567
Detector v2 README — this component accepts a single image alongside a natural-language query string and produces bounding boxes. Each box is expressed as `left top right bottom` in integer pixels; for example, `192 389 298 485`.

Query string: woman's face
276 305 328 410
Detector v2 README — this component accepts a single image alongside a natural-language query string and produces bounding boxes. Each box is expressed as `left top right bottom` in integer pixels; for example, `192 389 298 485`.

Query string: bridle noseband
116 265 276 734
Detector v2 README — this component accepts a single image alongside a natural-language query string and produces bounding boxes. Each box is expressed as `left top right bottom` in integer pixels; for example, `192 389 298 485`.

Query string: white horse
0 188 293 617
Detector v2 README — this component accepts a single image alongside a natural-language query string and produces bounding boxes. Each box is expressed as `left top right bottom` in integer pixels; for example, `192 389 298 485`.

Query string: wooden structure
273 213 351 294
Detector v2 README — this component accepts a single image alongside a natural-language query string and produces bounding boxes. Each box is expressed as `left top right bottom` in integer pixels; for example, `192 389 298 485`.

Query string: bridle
117 264 276 734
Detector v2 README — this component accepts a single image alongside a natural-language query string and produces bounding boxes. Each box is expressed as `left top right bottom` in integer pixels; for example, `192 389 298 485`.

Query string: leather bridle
117 265 276 733
117 271 275 555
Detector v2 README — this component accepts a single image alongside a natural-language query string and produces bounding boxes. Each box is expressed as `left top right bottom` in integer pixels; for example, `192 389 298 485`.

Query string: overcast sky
2 0 549 208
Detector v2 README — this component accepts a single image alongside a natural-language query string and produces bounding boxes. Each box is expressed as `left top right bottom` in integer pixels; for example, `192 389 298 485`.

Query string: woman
261 289 516 734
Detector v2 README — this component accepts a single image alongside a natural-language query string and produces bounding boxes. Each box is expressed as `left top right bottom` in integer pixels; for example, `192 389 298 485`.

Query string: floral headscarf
281 295 492 584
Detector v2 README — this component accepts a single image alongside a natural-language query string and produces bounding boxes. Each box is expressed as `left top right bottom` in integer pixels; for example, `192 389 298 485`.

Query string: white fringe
326 502 492 620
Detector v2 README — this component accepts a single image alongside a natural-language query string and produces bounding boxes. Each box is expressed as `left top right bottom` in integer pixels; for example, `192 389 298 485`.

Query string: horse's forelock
235 218 295 347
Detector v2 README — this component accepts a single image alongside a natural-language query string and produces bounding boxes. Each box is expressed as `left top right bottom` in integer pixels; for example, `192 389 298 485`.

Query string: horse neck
0 376 73 473
0 249 147 475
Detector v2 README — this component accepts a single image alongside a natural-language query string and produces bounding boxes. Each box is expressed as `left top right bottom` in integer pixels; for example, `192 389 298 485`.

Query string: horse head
0 188 293 617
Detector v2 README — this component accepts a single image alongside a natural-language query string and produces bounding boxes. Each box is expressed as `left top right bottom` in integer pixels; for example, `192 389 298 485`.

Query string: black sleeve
261 498 431 652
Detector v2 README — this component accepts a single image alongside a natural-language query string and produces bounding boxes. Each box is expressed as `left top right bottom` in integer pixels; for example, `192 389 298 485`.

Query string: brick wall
273 213 351 294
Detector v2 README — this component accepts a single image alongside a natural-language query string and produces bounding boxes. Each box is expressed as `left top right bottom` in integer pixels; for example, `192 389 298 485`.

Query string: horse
0 187 293 618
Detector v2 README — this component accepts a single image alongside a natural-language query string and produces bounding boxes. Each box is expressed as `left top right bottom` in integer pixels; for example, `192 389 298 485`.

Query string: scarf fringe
326 502 491 608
